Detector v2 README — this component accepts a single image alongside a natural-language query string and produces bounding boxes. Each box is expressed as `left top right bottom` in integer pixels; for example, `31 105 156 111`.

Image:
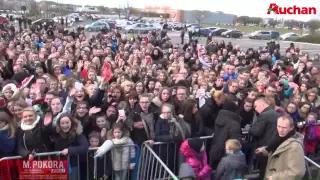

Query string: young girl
300 112 320 157
180 138 212 180
96 123 135 180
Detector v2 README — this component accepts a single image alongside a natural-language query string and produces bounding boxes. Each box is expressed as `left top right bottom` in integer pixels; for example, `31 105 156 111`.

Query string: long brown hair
57 113 80 141
0 111 16 138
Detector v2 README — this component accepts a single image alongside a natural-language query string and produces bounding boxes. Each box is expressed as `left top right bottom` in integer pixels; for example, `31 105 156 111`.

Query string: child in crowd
299 112 320 157
109 123 135 180
88 131 111 180
215 139 247 180
96 123 135 180
180 138 212 180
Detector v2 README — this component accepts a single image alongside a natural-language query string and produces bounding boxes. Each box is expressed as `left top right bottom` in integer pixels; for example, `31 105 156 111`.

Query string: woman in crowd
16 107 52 159
0 110 16 158
52 113 89 180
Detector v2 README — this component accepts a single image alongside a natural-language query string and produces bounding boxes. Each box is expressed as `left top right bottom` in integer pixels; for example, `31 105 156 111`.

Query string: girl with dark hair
52 113 89 180
181 99 204 138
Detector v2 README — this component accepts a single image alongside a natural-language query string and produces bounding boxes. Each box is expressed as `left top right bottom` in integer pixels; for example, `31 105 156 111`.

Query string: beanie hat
222 100 238 113
188 138 203 153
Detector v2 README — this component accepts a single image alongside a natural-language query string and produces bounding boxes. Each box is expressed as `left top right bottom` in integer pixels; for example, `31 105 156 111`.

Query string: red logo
267 3 317 15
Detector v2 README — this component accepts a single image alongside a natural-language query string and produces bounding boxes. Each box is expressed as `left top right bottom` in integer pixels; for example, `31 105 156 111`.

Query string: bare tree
307 20 320 33
268 19 280 28
237 16 250 26
29 0 41 17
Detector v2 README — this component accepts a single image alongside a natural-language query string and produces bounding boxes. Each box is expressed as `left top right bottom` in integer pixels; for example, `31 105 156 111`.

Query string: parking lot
10 19 320 56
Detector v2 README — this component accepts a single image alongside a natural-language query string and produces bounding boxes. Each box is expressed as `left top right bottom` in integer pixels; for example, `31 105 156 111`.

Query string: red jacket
180 140 212 180
300 125 320 153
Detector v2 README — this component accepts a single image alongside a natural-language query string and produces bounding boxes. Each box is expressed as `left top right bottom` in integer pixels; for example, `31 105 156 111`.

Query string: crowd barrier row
1 135 320 180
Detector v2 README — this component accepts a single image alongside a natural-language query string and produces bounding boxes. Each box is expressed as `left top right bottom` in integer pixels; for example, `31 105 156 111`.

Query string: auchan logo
267 3 317 15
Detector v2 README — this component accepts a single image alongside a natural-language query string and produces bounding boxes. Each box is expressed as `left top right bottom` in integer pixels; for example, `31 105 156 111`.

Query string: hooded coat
52 122 89 167
209 110 242 168
180 140 212 180
214 152 247 180
264 132 305 180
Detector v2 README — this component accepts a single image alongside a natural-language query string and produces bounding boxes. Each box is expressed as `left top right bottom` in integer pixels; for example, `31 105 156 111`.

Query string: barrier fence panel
305 156 320 179
137 142 179 180
0 145 140 180
2 135 320 180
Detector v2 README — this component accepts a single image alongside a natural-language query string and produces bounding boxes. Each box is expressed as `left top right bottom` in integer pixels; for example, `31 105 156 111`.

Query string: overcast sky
47 0 320 21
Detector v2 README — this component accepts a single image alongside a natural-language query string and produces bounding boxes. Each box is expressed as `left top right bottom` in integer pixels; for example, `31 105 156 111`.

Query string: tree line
237 16 320 33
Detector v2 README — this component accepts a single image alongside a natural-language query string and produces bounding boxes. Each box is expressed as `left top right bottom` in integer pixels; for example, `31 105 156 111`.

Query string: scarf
21 116 40 131
266 129 296 154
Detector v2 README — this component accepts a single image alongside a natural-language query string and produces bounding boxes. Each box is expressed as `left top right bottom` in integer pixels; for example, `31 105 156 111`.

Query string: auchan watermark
267 3 317 15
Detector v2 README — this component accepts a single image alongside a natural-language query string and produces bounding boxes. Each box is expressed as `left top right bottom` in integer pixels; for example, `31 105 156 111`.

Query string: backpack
169 116 191 144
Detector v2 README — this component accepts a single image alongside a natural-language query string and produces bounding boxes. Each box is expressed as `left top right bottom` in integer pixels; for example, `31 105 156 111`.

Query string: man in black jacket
209 100 243 169
249 97 280 179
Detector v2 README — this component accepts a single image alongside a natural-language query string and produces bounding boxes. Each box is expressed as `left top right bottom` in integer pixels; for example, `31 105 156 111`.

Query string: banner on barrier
0 159 68 180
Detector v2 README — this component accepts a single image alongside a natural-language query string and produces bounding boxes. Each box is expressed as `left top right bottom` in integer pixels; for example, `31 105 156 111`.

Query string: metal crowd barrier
2 134 320 180
137 142 179 180
0 145 139 180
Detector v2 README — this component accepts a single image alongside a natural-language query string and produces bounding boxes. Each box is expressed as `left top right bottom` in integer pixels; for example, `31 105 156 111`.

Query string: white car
146 23 162 31
280 33 300 40
125 23 150 33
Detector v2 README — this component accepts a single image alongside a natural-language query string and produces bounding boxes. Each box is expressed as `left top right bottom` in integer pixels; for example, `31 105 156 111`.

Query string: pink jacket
180 140 212 180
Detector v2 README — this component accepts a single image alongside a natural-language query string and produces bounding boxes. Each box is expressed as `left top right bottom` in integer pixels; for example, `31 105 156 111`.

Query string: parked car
211 28 228 36
32 18 55 27
206 27 219 31
269 31 280 39
221 30 243 38
199 28 212 37
85 22 110 32
99 19 116 30
124 23 150 33
146 23 162 31
280 32 300 40
249 30 280 40
0 16 9 24
187 25 201 32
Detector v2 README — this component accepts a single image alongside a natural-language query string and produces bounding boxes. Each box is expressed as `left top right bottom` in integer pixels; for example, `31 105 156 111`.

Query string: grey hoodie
178 163 196 179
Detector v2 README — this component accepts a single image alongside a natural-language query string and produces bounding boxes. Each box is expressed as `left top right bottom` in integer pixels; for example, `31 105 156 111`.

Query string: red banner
0 159 68 180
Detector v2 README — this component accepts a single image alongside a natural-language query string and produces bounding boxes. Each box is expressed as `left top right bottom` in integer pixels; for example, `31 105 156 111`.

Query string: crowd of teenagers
0 21 320 180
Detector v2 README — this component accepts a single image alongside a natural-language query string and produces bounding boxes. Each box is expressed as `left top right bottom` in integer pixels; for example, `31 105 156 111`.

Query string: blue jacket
223 72 238 81
155 117 171 142
0 129 16 158
62 67 71 76
111 39 118 54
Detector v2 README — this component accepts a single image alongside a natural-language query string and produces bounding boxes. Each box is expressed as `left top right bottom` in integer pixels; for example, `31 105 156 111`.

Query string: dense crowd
0 21 319 180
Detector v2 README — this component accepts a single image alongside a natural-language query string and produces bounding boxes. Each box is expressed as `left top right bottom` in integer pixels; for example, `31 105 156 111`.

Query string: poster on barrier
0 159 68 180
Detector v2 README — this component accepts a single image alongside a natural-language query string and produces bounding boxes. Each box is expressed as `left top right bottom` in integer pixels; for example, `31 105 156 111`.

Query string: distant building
2 0 29 10
81 6 99 13
182 10 235 24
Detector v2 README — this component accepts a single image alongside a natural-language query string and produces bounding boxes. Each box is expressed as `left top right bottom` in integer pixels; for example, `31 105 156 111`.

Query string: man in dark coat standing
209 100 242 169
249 97 280 179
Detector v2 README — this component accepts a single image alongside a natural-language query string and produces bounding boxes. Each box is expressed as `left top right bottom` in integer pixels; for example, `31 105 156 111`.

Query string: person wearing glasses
123 93 158 145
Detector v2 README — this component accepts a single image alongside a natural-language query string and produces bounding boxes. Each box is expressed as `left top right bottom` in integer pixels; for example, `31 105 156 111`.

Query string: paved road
166 32 320 55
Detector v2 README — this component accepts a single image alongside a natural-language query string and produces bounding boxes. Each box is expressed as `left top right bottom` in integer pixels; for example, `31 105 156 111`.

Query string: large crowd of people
0 20 319 180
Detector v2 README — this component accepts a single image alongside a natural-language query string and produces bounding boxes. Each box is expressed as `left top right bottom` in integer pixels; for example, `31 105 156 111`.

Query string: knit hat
188 138 203 153
222 100 238 113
